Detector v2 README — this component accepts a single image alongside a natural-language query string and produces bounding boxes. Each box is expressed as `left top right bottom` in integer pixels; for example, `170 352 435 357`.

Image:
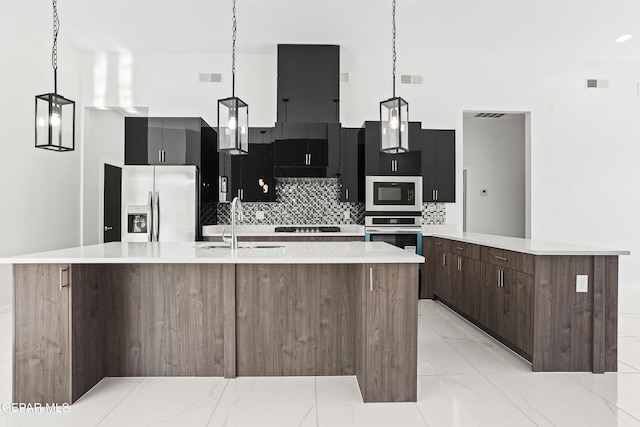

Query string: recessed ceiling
19 0 640 61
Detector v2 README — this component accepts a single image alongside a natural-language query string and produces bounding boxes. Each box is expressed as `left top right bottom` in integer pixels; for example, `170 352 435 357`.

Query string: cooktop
274 226 341 233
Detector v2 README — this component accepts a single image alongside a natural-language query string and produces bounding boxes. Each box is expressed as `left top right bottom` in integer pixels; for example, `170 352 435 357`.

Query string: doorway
103 164 122 242
463 112 528 238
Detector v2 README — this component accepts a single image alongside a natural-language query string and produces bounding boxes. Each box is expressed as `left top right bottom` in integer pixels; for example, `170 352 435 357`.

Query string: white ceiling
20 0 640 61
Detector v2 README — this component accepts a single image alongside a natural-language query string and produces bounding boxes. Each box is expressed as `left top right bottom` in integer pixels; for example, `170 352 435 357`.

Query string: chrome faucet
230 196 244 250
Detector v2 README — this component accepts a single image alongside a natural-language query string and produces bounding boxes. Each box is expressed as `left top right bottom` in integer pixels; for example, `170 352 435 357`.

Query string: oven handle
365 228 422 234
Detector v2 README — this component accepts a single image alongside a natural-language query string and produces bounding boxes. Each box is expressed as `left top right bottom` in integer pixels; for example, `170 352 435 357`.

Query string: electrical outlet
576 275 588 293
255 211 265 220
344 210 350 220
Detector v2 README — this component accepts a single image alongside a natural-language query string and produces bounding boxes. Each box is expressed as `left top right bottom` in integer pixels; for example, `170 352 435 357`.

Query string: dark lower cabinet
433 241 450 302
453 256 480 322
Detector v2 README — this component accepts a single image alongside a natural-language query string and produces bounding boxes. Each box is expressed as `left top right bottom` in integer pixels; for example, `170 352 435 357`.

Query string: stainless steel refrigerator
121 165 198 242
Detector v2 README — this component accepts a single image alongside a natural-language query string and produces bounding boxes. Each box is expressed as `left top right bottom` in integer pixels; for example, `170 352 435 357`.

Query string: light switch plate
576 275 588 293
344 210 350 219
255 211 265 220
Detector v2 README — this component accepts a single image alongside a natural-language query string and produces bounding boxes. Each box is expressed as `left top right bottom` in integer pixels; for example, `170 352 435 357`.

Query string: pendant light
218 0 248 155
380 0 409 154
35 0 75 152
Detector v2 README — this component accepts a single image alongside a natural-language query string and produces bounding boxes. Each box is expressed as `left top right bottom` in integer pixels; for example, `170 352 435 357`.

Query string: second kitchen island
5 241 423 405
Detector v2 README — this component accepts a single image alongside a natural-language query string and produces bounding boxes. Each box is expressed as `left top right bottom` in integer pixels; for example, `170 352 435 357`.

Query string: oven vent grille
585 78 609 89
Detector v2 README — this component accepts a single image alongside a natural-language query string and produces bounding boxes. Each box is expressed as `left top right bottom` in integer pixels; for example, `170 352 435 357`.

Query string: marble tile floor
0 289 639 427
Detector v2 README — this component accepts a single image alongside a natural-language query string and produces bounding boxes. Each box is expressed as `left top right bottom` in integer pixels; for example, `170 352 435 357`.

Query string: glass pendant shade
218 97 248 155
380 96 409 153
35 92 75 151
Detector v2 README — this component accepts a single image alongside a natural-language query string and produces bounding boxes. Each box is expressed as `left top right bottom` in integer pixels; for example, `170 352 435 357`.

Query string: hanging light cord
231 0 237 97
392 0 396 98
52 0 60 94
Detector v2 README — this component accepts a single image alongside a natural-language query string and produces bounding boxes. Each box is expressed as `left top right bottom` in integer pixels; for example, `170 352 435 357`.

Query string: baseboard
0 305 12 315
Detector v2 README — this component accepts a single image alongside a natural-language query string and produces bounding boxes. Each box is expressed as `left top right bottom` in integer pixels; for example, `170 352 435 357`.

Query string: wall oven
365 215 422 255
365 176 422 213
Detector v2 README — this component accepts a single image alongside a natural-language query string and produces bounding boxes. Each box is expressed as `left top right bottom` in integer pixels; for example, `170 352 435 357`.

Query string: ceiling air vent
585 78 609 89
400 75 423 84
199 73 222 83
474 113 505 118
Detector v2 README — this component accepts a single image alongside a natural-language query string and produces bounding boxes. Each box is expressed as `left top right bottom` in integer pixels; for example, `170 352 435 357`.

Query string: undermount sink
199 244 284 250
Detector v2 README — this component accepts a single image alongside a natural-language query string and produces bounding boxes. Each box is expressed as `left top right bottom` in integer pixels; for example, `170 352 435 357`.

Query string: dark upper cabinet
200 125 219 206
326 123 341 177
339 128 364 202
125 117 203 167
273 123 330 177
229 144 276 202
419 129 456 202
277 45 340 123
362 121 422 176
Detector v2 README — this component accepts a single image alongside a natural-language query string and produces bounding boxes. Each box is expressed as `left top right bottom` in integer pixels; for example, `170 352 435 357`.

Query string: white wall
0 3 82 309
77 51 640 288
463 114 526 238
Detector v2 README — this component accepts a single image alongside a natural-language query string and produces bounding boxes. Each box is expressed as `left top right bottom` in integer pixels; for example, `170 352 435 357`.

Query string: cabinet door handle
456 246 464 251
59 266 70 291
435 242 443 246
432 189 435 200
346 188 349 200
435 189 438 201
459 257 463 272
442 253 446 266
497 269 500 287
369 267 373 292
309 153 311 164
495 255 508 261
500 270 504 287
159 150 162 163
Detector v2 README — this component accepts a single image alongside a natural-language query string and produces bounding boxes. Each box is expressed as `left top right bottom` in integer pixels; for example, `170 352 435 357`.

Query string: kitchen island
3 241 423 405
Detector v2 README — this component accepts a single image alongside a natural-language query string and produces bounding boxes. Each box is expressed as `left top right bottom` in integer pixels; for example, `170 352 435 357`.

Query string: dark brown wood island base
7 241 422 405
421 234 628 374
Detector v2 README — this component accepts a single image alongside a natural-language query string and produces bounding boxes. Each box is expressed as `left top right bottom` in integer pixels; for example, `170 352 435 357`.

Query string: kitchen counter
421 232 628 375
422 230 629 256
203 224 365 237
3 240 422 264
6 241 420 405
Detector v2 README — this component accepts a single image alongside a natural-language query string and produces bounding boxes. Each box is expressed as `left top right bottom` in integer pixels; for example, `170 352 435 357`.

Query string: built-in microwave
365 176 423 213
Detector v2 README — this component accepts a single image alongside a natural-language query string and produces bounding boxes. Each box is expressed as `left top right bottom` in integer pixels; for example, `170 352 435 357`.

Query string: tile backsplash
211 177 446 225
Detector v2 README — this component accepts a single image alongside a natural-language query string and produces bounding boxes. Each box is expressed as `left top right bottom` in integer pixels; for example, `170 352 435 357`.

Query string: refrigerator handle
146 191 153 242
153 191 160 242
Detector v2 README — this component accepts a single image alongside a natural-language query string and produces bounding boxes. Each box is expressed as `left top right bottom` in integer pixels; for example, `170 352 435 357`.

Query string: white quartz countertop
202 224 365 237
2 241 424 265
424 231 630 256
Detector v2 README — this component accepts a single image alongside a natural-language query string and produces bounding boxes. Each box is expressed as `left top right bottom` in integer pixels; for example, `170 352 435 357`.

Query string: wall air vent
199 73 222 83
474 113 505 118
400 75 423 84
340 72 350 83
585 78 609 89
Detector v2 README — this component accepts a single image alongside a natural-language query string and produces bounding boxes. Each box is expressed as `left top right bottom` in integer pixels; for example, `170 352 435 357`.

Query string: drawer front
443 240 481 260
433 238 447 251
481 246 535 274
